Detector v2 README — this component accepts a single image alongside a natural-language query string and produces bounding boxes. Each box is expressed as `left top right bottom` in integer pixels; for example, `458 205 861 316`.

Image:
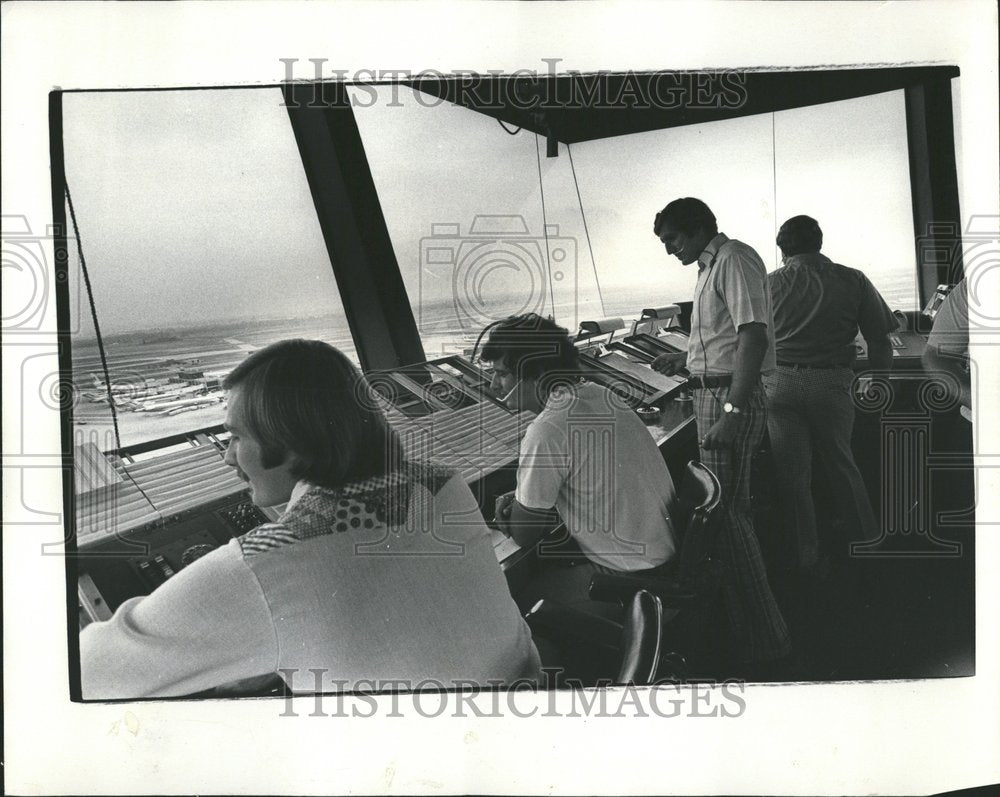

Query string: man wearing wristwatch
651 197 791 669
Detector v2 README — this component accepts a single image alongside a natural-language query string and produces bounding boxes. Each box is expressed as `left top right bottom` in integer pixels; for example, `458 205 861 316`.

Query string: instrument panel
577 330 690 405
853 327 928 369
74 347 698 625
74 432 271 625
78 494 269 620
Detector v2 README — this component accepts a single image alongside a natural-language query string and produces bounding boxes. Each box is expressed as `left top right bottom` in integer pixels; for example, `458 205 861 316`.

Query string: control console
78 494 270 618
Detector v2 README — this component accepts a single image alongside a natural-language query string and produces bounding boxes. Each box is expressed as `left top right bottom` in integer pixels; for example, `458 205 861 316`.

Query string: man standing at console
651 197 790 668
765 215 896 572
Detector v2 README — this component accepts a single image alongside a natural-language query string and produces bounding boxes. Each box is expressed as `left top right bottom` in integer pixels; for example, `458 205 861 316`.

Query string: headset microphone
500 379 522 403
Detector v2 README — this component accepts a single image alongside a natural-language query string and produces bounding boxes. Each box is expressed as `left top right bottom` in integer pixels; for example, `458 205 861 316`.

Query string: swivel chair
586 460 727 676
524 589 667 686
588 460 724 607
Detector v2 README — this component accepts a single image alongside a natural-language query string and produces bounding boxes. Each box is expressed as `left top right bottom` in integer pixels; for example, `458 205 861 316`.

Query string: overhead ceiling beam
406 66 961 145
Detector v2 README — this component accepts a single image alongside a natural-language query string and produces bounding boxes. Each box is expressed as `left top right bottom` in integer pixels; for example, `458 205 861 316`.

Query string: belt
776 361 846 370
685 374 732 389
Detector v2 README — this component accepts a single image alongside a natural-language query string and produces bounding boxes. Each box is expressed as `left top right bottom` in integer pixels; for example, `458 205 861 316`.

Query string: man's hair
223 339 404 489
480 314 580 397
653 197 719 238
776 215 823 257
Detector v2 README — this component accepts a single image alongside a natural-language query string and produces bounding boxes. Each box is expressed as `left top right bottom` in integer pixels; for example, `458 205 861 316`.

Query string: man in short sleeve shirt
651 197 791 667
764 215 897 571
923 278 972 416
485 314 678 614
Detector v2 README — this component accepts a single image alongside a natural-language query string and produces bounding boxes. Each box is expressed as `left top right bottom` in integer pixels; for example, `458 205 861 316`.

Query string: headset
499 379 522 404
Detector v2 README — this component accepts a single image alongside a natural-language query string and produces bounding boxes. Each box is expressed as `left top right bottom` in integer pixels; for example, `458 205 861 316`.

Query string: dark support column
50 90 82 700
905 80 963 310
50 92 73 458
283 82 425 370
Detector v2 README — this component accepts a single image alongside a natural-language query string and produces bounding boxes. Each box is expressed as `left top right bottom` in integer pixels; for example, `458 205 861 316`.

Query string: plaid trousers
694 383 792 663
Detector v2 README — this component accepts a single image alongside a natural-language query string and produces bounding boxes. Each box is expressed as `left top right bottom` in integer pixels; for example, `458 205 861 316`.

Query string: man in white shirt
651 197 791 667
923 278 972 419
484 314 678 611
80 339 541 698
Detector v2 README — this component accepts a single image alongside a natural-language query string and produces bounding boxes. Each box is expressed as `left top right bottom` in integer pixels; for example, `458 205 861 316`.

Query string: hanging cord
469 318 505 366
65 183 120 450
497 118 522 135
696 275 721 410
65 183 160 518
534 134 558 322
566 143 607 319
771 112 779 265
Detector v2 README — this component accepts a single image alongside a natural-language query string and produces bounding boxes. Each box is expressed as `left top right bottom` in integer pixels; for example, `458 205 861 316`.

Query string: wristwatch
723 402 742 415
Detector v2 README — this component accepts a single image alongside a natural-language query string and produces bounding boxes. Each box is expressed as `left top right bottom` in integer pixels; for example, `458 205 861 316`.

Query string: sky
61 82 917 338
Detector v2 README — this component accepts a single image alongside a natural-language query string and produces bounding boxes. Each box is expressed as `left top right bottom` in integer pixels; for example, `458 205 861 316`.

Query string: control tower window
562 111 775 323
351 85 577 357
771 90 915 310
354 84 917 347
567 89 917 317
62 87 350 449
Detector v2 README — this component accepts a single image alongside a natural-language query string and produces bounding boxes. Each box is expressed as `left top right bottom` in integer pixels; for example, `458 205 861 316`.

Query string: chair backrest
616 589 664 684
673 460 723 581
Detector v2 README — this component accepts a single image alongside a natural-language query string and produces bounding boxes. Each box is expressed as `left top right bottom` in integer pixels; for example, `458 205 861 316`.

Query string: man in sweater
80 339 540 698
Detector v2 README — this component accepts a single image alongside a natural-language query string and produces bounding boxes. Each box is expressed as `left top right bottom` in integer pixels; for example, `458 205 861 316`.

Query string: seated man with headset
484 313 679 615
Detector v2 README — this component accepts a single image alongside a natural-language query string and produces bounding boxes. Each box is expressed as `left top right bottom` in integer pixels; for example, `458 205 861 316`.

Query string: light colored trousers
762 365 879 568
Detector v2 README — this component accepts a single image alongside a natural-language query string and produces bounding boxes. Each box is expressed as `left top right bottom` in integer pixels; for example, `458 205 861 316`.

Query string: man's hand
700 413 742 450
493 491 515 530
651 351 687 376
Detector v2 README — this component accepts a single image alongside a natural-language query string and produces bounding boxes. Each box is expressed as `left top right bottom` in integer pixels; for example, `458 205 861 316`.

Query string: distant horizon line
72 272 915 341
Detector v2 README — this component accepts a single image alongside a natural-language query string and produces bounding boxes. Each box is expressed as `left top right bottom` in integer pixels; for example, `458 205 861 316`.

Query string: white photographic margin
2 1 998 794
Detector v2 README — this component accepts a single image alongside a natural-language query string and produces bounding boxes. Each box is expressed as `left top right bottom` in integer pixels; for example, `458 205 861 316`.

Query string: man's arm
857 274 899 372
496 494 561 549
922 279 971 409
728 321 768 407
866 335 894 371
701 322 767 450
503 415 566 548
80 541 277 699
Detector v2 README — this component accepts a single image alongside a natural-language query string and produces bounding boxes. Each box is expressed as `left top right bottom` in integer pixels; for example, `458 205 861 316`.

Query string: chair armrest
588 572 698 607
524 598 624 651
617 590 663 684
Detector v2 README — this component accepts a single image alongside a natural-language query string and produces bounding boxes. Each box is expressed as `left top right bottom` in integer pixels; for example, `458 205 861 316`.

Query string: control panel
78 494 270 618
853 327 927 369
577 330 690 406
